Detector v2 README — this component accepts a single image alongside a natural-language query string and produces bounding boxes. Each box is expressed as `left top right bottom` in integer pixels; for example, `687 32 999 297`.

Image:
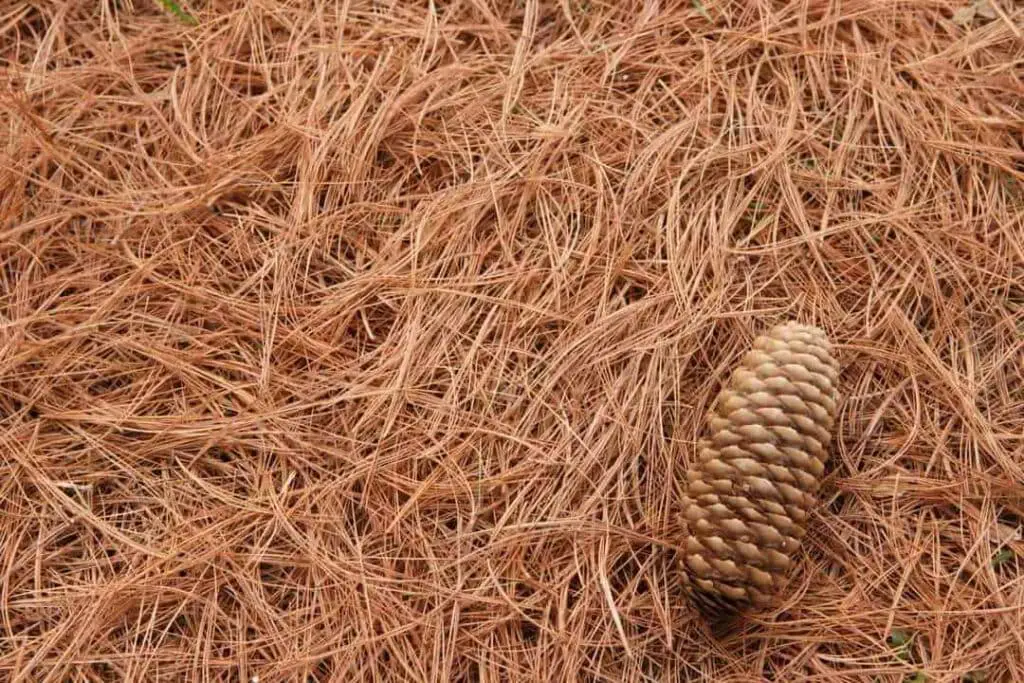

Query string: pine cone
681 322 839 613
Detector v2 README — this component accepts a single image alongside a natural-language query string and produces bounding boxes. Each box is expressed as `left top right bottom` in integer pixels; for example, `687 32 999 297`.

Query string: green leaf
889 629 913 661
158 0 198 25
907 673 927 683
993 548 1014 567
889 629 912 647
691 0 712 21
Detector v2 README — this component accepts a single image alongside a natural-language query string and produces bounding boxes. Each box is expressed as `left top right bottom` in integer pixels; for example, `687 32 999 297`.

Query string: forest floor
1 1 1023 681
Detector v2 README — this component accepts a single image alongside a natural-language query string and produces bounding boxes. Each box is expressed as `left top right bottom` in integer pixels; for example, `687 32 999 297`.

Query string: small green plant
158 0 198 25
888 630 927 681
889 629 913 661
992 548 1014 567
692 0 712 21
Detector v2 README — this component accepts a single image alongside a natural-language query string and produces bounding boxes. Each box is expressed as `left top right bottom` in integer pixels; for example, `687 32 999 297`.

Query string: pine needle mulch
1 1 1022 681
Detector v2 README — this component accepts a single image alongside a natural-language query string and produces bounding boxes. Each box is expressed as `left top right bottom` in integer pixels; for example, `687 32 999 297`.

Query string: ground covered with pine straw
2 1 1023 681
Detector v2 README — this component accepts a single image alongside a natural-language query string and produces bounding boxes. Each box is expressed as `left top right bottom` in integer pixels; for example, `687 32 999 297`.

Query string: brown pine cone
681 322 839 613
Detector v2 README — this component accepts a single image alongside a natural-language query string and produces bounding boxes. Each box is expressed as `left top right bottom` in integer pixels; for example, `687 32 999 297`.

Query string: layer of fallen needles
1 0 1022 681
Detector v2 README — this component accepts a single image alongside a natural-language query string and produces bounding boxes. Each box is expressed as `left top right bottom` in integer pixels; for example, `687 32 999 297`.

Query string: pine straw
1 0 1023 680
